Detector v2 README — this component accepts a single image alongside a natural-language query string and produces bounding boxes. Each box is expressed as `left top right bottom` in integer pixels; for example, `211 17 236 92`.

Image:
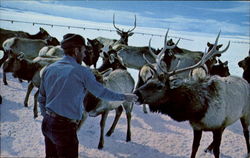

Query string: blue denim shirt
38 55 125 120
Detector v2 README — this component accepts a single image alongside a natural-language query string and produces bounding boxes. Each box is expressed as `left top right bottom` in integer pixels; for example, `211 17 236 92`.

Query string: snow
0 8 249 158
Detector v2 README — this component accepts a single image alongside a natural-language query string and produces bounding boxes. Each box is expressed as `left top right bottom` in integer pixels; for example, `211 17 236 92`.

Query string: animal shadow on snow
132 104 191 135
78 107 188 158
79 133 184 158
0 99 22 122
0 135 20 156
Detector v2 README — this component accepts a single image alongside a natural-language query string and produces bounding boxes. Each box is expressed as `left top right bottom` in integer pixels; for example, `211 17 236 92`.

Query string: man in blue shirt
38 33 138 158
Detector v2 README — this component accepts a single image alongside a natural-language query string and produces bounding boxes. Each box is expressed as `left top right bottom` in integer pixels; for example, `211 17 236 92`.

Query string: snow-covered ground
0 8 249 158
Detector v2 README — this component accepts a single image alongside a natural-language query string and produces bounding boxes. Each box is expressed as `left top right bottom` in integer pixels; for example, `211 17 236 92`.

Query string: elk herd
0 14 249 158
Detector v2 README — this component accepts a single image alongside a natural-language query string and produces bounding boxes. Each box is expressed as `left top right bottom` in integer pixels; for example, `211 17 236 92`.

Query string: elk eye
156 84 164 89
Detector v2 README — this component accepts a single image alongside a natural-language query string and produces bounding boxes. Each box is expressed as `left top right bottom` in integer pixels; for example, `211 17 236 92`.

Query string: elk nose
238 61 243 68
133 90 143 104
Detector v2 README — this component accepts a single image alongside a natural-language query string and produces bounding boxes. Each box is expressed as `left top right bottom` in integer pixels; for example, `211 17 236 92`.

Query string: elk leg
240 118 250 154
106 105 123 137
77 111 88 131
1 53 9 85
3 69 8 85
212 128 224 158
24 82 34 107
124 103 133 142
33 89 39 118
18 78 23 83
143 104 148 114
191 130 202 158
0 50 8 67
98 111 108 149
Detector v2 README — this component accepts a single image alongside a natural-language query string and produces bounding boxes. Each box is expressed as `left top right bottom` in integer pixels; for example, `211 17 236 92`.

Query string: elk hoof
106 131 112 137
126 137 131 142
34 114 38 119
98 144 103 150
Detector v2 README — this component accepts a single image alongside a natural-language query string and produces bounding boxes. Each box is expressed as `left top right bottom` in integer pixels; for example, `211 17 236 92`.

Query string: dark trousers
42 114 79 158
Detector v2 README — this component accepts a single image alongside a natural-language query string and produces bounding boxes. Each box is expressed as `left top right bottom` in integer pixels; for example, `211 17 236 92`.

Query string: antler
160 31 230 77
128 14 137 32
113 14 136 33
146 29 180 67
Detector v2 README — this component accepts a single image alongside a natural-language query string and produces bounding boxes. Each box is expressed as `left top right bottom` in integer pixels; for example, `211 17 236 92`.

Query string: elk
96 14 136 50
0 27 55 66
134 32 247 158
38 45 64 57
85 38 104 68
2 37 59 85
137 29 227 113
82 69 135 149
38 38 104 68
210 59 230 77
3 51 61 118
79 49 135 149
238 51 250 83
136 30 180 113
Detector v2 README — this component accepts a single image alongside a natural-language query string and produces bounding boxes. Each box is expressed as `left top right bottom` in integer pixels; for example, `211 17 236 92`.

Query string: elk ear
217 44 223 49
87 38 92 45
128 32 134 36
207 42 211 47
116 30 122 36
40 27 45 33
167 39 173 46
224 61 228 66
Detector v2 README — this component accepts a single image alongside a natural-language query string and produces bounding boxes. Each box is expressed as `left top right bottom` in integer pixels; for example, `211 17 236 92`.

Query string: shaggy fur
3 51 42 81
135 75 250 158
148 78 218 122
98 49 127 72
210 60 230 77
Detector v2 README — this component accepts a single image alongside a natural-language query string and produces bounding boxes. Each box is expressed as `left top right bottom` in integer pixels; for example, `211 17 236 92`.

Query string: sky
0 1 249 37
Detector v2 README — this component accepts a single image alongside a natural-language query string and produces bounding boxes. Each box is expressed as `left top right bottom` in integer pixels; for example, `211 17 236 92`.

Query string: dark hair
61 33 85 50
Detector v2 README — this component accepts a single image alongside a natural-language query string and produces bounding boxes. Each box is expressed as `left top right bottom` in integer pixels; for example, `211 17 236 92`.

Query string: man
38 33 138 158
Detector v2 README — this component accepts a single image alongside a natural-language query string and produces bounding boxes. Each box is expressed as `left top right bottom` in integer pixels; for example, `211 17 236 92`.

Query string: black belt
46 110 80 124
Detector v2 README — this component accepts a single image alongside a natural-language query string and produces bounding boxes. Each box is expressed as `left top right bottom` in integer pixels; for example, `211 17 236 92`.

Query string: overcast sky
0 1 249 37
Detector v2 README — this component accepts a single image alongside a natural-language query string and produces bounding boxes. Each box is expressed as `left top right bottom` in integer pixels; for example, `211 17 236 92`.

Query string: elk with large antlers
96 14 136 50
134 32 249 158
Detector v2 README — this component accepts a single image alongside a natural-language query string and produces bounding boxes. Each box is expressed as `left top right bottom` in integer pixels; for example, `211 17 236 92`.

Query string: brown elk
134 32 246 158
0 27 58 66
238 51 250 83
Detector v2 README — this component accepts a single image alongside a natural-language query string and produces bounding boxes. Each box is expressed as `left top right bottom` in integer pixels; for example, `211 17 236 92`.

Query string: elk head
113 14 136 45
135 31 230 105
143 29 180 74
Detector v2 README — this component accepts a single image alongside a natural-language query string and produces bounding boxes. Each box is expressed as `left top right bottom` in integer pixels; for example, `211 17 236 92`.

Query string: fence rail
1 18 249 44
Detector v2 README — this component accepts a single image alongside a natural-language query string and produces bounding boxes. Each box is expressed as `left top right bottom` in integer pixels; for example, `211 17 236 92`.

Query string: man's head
61 33 87 64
